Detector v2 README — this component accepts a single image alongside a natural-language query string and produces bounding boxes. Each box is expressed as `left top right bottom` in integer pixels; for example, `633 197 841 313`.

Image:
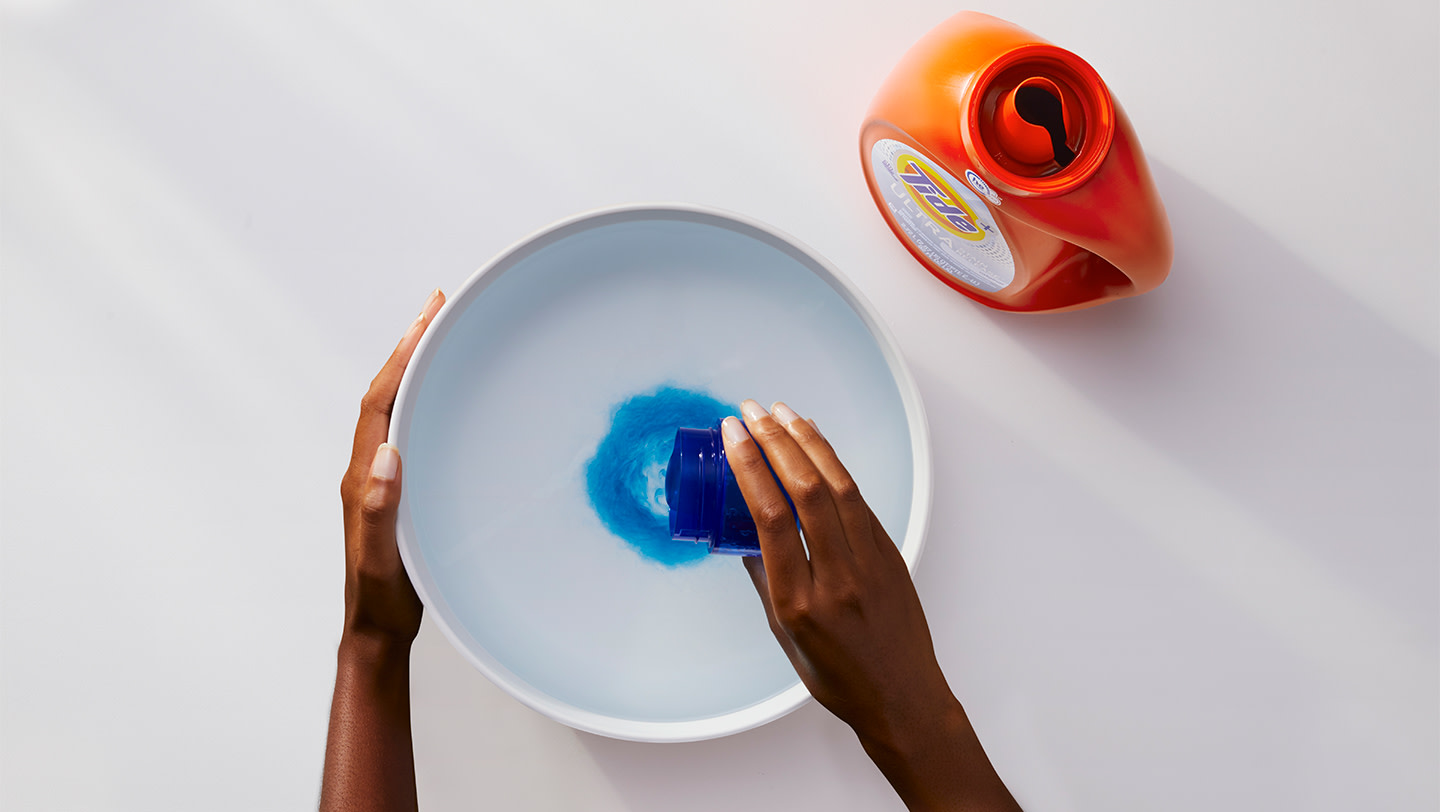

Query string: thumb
357 443 403 540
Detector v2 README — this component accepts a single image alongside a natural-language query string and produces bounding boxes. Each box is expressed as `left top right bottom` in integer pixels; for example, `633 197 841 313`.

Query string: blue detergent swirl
585 386 736 566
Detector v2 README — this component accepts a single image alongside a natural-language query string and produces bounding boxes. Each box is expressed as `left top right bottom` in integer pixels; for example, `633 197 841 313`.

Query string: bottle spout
994 77 1077 169
961 41 1116 195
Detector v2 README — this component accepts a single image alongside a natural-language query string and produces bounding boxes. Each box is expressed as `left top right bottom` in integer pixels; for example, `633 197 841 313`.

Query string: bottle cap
667 425 722 544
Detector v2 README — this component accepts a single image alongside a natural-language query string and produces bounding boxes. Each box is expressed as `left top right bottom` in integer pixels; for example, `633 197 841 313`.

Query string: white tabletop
2 1 1435 810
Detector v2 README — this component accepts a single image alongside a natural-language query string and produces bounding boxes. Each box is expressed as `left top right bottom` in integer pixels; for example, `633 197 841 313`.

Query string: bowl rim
389 202 933 742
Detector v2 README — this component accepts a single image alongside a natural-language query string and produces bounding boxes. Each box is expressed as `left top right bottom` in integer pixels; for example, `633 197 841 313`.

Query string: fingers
739 400 854 579
348 289 446 478
721 416 810 597
869 506 908 571
742 556 801 662
769 402 883 567
742 555 770 603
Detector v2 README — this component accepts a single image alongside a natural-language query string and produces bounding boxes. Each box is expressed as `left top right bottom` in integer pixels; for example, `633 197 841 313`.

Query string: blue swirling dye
585 386 735 566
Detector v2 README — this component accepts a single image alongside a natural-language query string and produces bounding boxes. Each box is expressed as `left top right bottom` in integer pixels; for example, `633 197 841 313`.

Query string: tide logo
895 154 985 241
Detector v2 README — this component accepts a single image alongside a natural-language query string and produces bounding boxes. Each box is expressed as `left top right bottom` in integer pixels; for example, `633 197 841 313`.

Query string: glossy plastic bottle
861 12 1172 312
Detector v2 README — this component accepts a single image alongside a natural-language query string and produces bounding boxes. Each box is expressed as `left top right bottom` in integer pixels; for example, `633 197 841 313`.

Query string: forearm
857 695 1022 812
320 632 418 812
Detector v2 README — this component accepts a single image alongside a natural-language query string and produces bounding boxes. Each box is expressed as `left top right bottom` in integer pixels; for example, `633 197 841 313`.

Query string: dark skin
321 288 1021 812
320 288 442 812
728 403 1021 812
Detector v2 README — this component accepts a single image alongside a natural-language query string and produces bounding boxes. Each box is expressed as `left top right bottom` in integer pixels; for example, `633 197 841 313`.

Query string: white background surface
1 1 1435 810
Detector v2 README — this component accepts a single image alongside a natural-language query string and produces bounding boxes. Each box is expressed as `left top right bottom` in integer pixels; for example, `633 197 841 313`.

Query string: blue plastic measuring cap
667 424 723 544
667 421 766 556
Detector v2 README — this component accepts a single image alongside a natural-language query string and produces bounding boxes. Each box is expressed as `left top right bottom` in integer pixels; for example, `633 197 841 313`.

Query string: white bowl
390 204 931 741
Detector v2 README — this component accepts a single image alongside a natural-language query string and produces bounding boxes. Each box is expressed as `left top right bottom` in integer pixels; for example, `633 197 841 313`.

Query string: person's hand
725 399 950 743
726 400 1020 812
322 288 445 812
338 287 446 648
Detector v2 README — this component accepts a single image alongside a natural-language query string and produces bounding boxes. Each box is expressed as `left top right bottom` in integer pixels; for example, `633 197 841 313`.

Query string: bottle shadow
441 164 1437 810
971 161 1438 635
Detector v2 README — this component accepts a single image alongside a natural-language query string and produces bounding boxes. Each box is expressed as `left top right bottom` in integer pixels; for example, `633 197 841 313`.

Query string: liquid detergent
861 11 1172 312
666 423 762 556
585 386 735 566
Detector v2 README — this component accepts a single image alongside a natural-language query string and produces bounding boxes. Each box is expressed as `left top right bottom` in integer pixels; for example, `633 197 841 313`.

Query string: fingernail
720 416 749 446
770 401 800 425
808 418 820 434
420 288 441 317
740 399 768 423
371 443 400 481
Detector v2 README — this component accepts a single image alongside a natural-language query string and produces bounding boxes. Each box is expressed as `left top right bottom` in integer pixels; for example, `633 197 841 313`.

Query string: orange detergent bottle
861 12 1172 312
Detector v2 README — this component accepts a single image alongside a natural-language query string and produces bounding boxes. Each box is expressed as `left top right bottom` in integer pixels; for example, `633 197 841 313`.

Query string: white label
870 139 1014 292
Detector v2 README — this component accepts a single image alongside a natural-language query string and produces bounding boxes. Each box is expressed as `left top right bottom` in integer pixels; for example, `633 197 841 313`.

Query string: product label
964 169 1003 206
870 139 1014 292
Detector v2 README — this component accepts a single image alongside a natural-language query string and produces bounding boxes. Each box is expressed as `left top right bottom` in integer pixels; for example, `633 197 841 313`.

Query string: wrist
340 592 422 652
857 696 1020 812
856 691 969 765
338 626 414 669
